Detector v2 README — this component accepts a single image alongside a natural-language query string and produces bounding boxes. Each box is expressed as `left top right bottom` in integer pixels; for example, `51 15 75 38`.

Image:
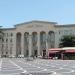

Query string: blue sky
0 0 75 28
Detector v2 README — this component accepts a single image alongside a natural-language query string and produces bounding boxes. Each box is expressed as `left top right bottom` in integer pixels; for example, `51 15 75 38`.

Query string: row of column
15 31 55 57
21 32 41 57
0 31 55 57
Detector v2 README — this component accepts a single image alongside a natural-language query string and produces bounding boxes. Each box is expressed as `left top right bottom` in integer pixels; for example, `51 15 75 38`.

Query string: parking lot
0 58 75 75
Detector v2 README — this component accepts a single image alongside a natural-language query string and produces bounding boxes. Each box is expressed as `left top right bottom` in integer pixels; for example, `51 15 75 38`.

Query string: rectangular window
6 38 8 43
2 38 4 42
11 33 13 37
10 47 12 54
7 33 8 37
64 30 68 35
10 39 12 43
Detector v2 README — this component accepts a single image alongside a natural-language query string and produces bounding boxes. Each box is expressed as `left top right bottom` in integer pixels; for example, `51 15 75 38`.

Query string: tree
59 35 75 47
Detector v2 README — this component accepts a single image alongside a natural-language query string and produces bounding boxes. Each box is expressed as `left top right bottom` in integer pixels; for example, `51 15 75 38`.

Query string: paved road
0 58 75 75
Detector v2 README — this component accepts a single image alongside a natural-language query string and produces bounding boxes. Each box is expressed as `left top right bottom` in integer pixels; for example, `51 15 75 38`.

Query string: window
2 44 4 48
6 52 8 54
2 51 3 54
7 33 8 37
10 47 12 54
64 30 72 35
10 39 12 43
59 31 60 34
69 30 72 35
64 30 68 35
59 30 63 35
6 38 8 42
11 33 13 37
3 33 6 37
2 38 4 42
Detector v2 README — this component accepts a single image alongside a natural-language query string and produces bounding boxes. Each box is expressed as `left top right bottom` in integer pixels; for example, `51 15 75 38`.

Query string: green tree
59 35 75 47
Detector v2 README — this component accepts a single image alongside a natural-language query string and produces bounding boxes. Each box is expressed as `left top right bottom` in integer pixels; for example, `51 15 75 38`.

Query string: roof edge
15 20 57 27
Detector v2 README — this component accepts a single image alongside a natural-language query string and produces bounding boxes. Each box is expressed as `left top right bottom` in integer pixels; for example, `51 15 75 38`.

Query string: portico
16 31 55 57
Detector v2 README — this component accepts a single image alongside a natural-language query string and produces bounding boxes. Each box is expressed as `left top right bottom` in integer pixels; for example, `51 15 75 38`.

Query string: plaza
0 58 75 75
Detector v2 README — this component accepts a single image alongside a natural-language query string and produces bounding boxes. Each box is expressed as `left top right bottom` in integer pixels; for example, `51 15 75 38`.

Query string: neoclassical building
0 20 75 57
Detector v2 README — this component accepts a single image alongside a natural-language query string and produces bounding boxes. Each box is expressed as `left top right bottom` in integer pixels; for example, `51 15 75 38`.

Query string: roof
55 24 75 28
15 20 57 27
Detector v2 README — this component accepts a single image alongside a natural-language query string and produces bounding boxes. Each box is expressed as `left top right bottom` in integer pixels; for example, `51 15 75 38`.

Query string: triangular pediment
15 20 57 29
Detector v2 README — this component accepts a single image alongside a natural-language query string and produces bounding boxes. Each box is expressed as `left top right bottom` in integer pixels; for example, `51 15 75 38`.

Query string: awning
48 50 60 53
62 47 75 50
48 48 62 51
65 50 75 52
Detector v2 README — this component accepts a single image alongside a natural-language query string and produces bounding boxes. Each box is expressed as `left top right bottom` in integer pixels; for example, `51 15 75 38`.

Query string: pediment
15 20 57 29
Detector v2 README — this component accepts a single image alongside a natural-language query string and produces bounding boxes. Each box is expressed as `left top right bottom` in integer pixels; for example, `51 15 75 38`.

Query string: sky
0 0 75 28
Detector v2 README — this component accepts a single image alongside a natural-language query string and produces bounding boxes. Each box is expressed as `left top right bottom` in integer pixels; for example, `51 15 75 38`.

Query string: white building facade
0 20 75 57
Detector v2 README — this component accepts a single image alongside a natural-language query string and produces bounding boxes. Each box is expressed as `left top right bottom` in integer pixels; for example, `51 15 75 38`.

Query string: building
0 20 75 57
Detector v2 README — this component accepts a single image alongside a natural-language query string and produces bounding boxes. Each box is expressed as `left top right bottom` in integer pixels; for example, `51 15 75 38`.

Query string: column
8 37 10 57
29 33 32 57
21 33 24 56
0 39 2 57
46 32 48 57
37 32 40 56
12 33 16 57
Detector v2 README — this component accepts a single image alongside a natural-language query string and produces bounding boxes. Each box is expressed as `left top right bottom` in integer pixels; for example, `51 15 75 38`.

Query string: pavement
0 58 75 75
